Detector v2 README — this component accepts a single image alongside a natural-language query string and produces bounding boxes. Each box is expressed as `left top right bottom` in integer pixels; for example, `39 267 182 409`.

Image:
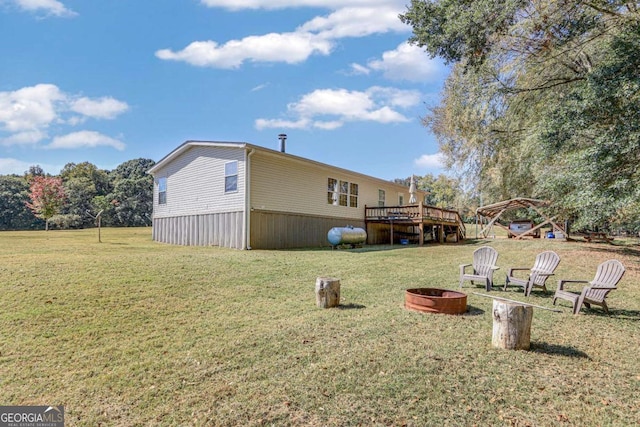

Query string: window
378 189 386 207
339 180 348 206
327 178 338 205
398 194 404 205
328 177 358 207
225 161 238 193
349 183 358 208
158 177 167 205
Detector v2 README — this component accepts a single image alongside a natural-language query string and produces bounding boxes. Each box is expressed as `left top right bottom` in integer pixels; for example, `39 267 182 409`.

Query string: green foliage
0 175 41 230
0 158 155 230
400 0 527 67
48 214 83 229
536 22 640 230
405 0 640 230
107 158 155 226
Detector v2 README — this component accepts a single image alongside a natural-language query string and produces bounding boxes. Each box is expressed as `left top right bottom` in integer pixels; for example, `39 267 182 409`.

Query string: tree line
0 158 155 230
401 0 640 232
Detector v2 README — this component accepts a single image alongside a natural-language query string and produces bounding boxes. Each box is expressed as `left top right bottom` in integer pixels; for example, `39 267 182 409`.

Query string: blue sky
0 0 449 181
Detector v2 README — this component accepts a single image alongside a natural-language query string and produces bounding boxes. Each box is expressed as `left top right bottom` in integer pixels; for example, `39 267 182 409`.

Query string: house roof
147 140 423 195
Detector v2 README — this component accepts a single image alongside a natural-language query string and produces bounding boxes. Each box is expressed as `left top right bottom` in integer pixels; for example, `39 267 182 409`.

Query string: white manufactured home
148 140 462 249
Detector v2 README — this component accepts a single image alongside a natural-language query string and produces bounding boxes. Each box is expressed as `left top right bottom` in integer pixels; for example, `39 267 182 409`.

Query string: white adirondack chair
459 246 499 291
553 260 625 314
505 250 561 296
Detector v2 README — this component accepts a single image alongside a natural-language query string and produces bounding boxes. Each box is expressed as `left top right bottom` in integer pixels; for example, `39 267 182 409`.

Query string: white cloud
312 120 343 130
158 1 411 69
0 157 33 175
0 157 30 174
0 157 61 175
47 131 126 151
156 32 333 69
414 153 445 169
13 0 77 17
199 0 402 10
251 83 270 92
298 6 406 39
69 97 129 119
367 86 422 108
365 42 444 82
0 84 64 133
0 130 47 146
348 63 370 75
0 84 129 149
255 86 420 130
255 118 310 130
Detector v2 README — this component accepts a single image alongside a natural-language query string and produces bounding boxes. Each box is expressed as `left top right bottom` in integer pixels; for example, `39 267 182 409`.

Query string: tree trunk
491 300 533 350
315 277 340 308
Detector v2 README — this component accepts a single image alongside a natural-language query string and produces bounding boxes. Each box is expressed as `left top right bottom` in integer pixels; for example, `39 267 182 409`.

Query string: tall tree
60 162 112 227
0 175 40 230
401 0 640 229
26 176 67 231
108 158 155 226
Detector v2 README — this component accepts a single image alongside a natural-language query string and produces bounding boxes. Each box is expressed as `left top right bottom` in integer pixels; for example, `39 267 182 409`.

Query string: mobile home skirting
153 210 373 249
249 210 366 249
152 211 244 249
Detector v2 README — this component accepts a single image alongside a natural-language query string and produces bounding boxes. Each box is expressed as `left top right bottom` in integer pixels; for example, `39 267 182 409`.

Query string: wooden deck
365 204 466 245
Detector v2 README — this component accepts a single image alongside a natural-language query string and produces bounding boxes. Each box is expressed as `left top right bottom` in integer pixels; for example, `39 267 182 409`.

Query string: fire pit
405 288 467 315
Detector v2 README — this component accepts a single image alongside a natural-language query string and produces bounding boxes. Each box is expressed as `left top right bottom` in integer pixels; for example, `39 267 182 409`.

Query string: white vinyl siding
250 151 415 219
152 145 245 218
158 177 167 204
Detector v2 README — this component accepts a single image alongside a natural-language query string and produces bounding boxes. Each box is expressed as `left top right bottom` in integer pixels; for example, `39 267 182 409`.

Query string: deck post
418 202 424 246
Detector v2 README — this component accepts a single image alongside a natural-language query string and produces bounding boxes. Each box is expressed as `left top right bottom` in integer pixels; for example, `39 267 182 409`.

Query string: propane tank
327 226 367 247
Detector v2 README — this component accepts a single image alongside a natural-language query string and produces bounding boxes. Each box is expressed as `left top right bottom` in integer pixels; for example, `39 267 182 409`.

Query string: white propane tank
327 226 367 247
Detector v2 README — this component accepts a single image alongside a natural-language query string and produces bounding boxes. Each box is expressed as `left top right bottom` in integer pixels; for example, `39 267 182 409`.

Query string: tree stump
315 277 340 308
491 300 533 350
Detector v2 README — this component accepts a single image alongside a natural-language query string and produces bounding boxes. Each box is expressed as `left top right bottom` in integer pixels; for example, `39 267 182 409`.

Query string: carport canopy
476 198 566 239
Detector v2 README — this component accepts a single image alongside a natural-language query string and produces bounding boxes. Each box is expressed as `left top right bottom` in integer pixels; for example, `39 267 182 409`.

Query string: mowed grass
0 228 639 426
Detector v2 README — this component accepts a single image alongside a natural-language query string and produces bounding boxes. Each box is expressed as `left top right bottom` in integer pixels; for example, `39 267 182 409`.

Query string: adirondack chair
459 246 499 291
553 259 625 314
504 250 561 296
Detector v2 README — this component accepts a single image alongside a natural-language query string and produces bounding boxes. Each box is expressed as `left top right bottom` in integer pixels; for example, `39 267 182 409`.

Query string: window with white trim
327 178 338 205
225 161 238 193
339 180 348 206
327 178 358 207
158 177 167 205
349 183 358 208
378 189 385 207
398 194 404 205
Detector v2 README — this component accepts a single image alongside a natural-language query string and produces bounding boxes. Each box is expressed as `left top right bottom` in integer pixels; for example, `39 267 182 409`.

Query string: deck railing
365 204 466 240
365 204 458 222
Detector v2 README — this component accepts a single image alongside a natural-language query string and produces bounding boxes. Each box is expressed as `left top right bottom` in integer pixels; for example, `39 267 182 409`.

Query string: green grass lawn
1 228 639 426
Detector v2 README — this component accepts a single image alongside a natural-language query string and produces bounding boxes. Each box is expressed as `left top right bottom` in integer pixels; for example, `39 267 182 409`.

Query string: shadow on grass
583 308 640 320
531 342 590 359
581 243 640 259
464 305 485 316
337 303 366 310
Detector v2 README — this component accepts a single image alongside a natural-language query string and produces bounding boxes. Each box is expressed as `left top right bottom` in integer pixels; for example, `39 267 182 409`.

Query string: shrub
48 214 83 229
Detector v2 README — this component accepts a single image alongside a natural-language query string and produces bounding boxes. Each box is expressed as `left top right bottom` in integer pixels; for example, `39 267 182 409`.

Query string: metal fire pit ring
405 288 467 315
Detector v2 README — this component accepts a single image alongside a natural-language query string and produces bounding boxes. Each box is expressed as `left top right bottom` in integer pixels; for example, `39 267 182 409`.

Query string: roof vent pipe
278 133 287 153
